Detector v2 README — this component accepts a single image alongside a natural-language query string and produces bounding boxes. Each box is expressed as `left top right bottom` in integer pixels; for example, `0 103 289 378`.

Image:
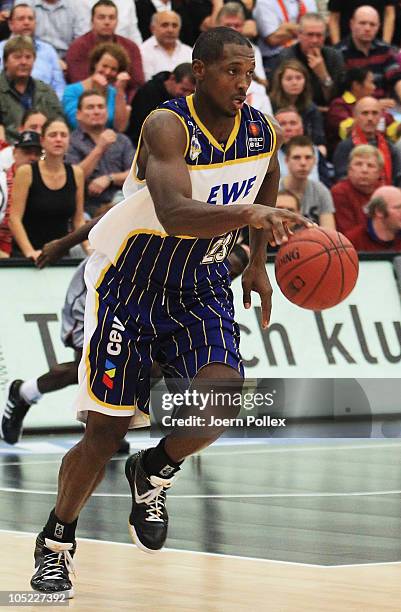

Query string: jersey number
202 234 233 264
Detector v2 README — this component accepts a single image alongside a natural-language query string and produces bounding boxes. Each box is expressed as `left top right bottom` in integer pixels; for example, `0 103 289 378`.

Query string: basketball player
30 27 312 597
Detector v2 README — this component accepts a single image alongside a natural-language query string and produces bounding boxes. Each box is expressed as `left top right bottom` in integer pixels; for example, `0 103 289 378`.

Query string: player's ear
192 59 205 80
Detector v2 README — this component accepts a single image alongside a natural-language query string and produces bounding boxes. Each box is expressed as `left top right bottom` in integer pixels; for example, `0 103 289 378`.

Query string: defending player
30 27 312 597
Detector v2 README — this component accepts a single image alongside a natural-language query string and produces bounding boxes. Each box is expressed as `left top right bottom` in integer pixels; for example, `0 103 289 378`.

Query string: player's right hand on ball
249 205 314 246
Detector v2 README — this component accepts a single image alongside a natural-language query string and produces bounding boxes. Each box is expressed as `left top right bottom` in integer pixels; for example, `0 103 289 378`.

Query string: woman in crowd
9 118 85 261
270 59 326 154
63 42 130 132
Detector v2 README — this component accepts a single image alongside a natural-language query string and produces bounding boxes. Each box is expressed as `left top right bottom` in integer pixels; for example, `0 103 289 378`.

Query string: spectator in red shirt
347 185 401 251
332 144 383 236
65 0 144 101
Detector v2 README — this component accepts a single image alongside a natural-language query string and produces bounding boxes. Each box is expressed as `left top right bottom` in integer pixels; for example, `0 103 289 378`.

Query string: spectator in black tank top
9 118 86 261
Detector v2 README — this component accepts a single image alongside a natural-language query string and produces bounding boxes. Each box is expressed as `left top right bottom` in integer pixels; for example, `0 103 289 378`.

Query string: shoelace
136 481 172 522
39 549 76 581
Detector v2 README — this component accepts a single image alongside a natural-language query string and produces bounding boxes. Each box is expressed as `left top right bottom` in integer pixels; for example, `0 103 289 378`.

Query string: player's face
10 6 36 36
281 68 305 97
286 146 315 179
276 194 299 212
94 52 119 84
77 95 108 129
348 154 381 189
41 120 70 156
276 111 303 142
351 10 379 44
92 6 117 37
196 44 255 117
298 21 325 53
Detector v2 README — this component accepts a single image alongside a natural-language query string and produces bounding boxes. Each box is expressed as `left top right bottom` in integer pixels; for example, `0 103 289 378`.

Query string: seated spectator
275 106 333 187
0 36 62 142
0 4 66 99
81 0 142 45
270 59 326 152
9 118 85 261
328 0 396 45
66 0 144 102
126 62 195 146
347 185 401 251
279 135 336 228
14 0 88 59
0 130 42 257
276 188 301 212
275 12 344 106
333 96 401 186
65 90 134 217
327 67 397 154
140 11 192 82
63 43 130 132
331 144 383 234
253 0 317 76
0 108 47 171
335 6 401 100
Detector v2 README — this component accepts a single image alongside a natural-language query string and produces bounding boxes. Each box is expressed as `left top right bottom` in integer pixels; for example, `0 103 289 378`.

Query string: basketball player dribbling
30 27 312 597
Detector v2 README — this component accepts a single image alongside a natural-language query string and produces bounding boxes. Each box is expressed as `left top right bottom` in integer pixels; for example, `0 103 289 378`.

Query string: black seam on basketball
299 247 333 308
276 246 334 282
337 232 359 272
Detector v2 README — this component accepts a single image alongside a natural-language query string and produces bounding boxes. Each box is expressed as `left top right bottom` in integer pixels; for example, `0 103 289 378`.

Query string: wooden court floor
1 437 401 610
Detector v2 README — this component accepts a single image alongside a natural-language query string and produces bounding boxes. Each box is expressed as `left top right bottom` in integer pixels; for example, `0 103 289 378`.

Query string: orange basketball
274 227 359 310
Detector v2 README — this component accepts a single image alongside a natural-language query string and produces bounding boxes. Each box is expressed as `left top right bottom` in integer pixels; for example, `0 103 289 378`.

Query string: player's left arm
242 118 283 329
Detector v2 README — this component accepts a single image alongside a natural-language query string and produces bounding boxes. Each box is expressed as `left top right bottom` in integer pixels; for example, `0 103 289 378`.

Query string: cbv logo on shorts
207 176 256 205
102 317 125 390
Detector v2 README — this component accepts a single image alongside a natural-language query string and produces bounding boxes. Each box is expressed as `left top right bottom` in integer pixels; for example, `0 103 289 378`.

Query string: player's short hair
89 42 130 74
172 62 195 83
91 0 117 19
9 3 34 21
77 89 107 110
4 35 35 61
349 144 384 169
192 26 252 65
364 196 388 218
216 2 246 23
285 135 314 156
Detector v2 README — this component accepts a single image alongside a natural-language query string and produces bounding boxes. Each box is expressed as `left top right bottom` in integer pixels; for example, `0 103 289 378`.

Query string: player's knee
83 413 128 456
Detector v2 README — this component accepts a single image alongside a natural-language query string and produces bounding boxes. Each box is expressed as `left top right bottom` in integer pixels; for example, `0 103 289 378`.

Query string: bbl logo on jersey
247 121 264 151
189 134 202 160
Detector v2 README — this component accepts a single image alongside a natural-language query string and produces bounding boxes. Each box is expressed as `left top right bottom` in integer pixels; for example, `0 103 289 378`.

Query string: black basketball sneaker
1 380 32 444
30 532 76 598
125 451 175 553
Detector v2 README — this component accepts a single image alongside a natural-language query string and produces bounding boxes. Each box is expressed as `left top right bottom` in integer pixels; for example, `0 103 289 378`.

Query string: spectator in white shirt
140 10 192 81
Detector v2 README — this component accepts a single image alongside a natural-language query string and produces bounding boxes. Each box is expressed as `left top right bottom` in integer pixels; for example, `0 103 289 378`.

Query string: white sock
20 378 42 404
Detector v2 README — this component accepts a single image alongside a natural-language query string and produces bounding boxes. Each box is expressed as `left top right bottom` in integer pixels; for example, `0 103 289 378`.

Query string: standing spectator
333 96 401 186
336 6 401 100
81 0 142 46
0 130 43 257
328 0 396 45
126 63 195 146
9 118 85 260
63 43 130 132
14 0 88 59
0 36 62 141
331 144 383 234
275 106 333 187
270 59 326 151
140 11 192 82
279 135 336 228
253 0 317 76
347 185 401 251
65 90 134 217
275 13 345 106
66 0 144 102
0 4 66 99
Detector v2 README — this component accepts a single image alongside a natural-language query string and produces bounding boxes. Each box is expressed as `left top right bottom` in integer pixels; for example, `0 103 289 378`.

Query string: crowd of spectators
0 0 400 260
